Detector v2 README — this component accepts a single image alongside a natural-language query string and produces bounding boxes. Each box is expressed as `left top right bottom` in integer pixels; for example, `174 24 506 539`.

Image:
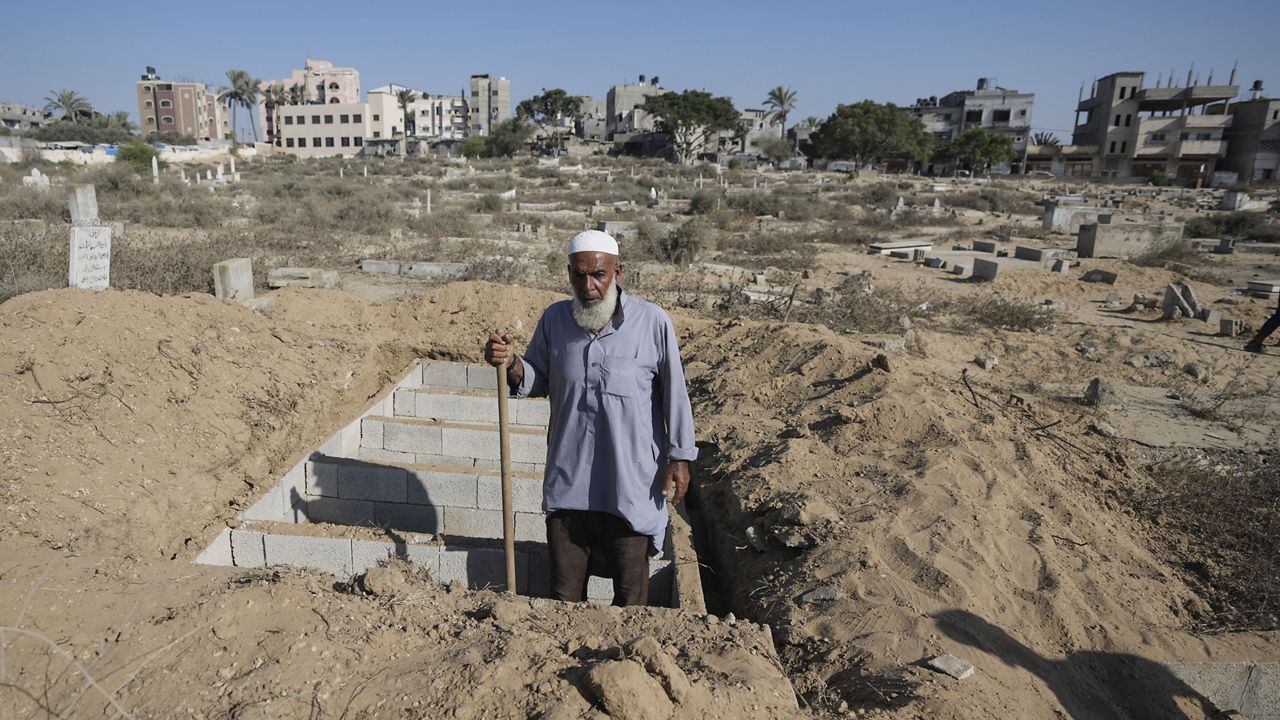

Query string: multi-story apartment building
135 66 226 141
1069 69 1237 180
576 97 607 142
719 108 782 157
468 74 510 136
0 103 49 132
367 84 469 143
907 78 1035 173
259 59 361 141
1211 82 1280 183
275 102 369 158
606 75 665 140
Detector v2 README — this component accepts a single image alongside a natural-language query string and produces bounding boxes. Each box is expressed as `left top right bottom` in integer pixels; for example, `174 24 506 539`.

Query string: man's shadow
934 610 1226 719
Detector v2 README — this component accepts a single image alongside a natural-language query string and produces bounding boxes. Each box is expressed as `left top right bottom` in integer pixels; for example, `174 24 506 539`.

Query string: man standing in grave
483 230 697 606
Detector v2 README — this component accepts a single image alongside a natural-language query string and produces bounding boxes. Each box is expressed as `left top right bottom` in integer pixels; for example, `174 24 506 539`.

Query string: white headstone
180 168 187 182
151 155 159 185
650 187 657 200
229 157 236 174
363 165 368 178
69 226 111 290
22 168 50 191
426 188 432 214
216 163 224 180
212 258 254 301
68 184 99 227
206 170 212 181
339 167 344 178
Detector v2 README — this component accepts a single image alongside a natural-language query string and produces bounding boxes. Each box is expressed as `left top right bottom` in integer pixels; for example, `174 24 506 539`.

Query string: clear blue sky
2 0 1277 142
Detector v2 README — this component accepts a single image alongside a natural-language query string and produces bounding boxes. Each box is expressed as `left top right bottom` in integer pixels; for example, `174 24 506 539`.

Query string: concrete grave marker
213 258 254 300
22 168 50 190
68 184 99 227
68 226 112 290
150 156 159 185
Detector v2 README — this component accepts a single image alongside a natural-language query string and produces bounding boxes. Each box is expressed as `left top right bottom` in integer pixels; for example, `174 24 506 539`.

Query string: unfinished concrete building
1068 67 1239 180
0 103 49 132
1211 81 1280 183
908 77 1035 173
606 75 665 141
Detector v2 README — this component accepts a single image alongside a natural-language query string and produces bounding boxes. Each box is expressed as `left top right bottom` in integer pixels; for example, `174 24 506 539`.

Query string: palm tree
1032 131 1060 147
263 84 287 145
287 83 304 106
43 89 92 122
396 88 418 137
240 74 262 142
762 86 798 142
218 69 262 143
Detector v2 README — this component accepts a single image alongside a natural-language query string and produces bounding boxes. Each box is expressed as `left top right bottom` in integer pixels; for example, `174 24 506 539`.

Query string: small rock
359 565 408 597
800 585 842 603
723 612 736 625
743 526 769 552
1083 378 1118 407
626 636 692 704
780 426 808 439
975 355 998 370
488 599 530 626
1104 291 1122 306
1089 421 1118 438
1183 362 1209 383
772 527 815 549
925 653 975 680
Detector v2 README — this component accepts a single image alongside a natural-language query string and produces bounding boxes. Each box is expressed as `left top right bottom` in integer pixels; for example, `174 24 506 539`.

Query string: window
313 137 322 147
1109 141 1116 153
492 90 499 96
1124 114 1132 127
1114 114 1122 126
144 100 153 108
371 114 379 121
284 116 293 125
1120 141 1127 153
1180 132 1189 140
325 137 334 147
1272 110 1279 120
1119 87 1127 99
1014 136 1023 143
296 115 305 125
1195 133 1212 141
373 131 381 138
1149 132 1166 142
354 137 363 147
159 99 172 108
145 117 155 125
353 114 362 123
142 85 151 92
161 115 174 125
286 138 294 147
312 115 320 124
324 115 333 124
1019 109 1027 117
340 114 349 123
341 136 350 147
992 109 1011 123
329 82 339 90
965 110 982 123
330 98 339 104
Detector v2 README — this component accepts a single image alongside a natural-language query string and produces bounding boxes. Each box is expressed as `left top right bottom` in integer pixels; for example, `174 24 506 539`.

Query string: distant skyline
2 0 1277 144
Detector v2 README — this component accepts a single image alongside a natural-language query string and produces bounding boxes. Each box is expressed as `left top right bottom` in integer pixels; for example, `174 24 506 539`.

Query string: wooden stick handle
496 361 516 593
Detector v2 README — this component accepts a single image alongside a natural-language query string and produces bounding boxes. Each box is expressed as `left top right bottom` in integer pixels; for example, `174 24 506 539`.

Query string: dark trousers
545 510 649 606
1247 308 1280 349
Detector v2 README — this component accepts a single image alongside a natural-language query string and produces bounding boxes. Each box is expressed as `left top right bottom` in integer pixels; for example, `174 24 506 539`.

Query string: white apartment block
367 84 469 142
275 102 369 158
469 74 510 136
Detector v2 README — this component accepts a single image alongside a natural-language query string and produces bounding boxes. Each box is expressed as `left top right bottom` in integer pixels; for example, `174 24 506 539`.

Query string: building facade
468 74 510 136
275 102 369 158
135 66 226 141
719 108 782 157
1069 69 1237 180
259 59 361 141
367 84 468 143
1212 85 1280 183
907 77 1035 173
0 103 49 132
606 76 665 140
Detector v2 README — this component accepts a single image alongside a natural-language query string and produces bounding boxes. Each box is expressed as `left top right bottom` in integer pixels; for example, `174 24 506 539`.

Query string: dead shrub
0 228 65 302
951 295 1055 332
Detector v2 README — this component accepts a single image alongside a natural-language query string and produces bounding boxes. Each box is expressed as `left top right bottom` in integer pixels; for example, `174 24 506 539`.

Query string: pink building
258 59 360 145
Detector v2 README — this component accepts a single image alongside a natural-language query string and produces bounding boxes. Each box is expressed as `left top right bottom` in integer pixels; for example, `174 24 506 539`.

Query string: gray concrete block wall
195 528 233 565
479 475 543 513
439 424 547 464
397 389 551 427
972 258 1000 281
265 534 353 576
338 462 407 503
383 419 443 455
439 547 528 592
230 529 266 567
407 469 480 508
305 496 442 534
423 362 469 390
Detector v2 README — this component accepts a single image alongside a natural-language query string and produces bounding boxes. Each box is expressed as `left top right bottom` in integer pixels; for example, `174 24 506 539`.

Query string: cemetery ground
1 154 1278 718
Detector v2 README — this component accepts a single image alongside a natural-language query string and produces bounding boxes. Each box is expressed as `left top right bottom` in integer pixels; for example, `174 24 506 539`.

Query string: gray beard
571 282 618 332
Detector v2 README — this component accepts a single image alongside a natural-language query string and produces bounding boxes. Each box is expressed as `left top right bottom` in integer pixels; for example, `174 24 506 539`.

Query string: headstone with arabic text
69 226 112 290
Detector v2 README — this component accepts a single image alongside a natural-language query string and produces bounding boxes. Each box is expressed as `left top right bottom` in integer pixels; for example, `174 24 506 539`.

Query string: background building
275 102 368 158
606 75 665 140
258 59 361 140
367 84 468 144
1212 82 1280 182
908 77 1035 173
135 66 226 140
0 103 49 132
468 74 510 136
1070 68 1237 180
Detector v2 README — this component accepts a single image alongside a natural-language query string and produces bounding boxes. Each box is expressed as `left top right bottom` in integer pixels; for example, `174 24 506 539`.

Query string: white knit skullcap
566 230 619 257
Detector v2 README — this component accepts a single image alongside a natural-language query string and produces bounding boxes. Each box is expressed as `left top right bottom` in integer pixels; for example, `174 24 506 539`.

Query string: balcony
1178 139 1227 156
1135 85 1238 112
1182 115 1231 129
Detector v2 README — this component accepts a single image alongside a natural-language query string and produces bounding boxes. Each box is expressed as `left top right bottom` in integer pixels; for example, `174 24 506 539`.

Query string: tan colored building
367 84 469 142
275 102 369 158
259 59 361 142
135 66 226 140
469 74 510 136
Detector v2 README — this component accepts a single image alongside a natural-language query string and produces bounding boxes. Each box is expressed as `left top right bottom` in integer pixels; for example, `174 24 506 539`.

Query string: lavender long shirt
514 290 698 555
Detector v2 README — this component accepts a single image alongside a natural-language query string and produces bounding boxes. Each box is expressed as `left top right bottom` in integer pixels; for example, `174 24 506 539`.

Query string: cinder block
356 447 415 465
472 458 545 474
395 362 423 389
229 530 266 568
972 258 1000 281
352 540 393 573
514 512 546 542
337 462 407 503
415 453 481 469
443 507 504 539
195 528 234 565
416 392 491 424
407 469 480 508
972 240 998 253
383 420 443 455
438 547 527 592
405 544 441 578
264 534 352 576
393 389 417 418
306 459 339 498
467 365 499 392
318 420 361 457
360 418 384 449
479 475 544 513
242 482 290 522
512 399 551 427
304 496 442 534
422 362 468 390
441 425 546 464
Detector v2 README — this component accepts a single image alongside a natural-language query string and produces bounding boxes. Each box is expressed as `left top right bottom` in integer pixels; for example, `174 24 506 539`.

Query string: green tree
287 83 304 105
43 89 93 122
641 90 741 165
516 88 584 154
396 88 418 136
944 128 1017 175
762 85 797 141
262 83 288 145
757 136 794 165
218 69 261 143
460 136 487 158
485 118 534 157
115 141 163 173
1032 131 1060 147
808 100 933 168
